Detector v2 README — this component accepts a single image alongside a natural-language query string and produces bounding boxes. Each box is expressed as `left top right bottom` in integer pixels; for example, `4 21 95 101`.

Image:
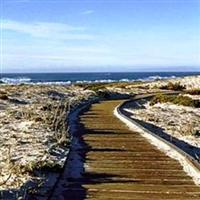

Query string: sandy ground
0 84 95 193
147 75 200 90
106 75 200 95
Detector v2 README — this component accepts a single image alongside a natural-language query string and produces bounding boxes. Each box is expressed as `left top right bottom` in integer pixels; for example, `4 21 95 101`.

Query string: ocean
0 72 200 84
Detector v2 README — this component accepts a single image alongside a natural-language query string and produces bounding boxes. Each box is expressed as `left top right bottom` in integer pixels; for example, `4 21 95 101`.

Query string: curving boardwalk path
51 100 200 200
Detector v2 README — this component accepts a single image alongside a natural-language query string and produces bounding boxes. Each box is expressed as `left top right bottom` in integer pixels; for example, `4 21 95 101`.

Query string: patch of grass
159 82 186 91
76 83 107 92
0 91 9 100
23 160 62 173
36 161 62 172
76 81 143 91
0 94 8 100
96 90 112 98
185 89 200 95
193 130 200 137
150 94 200 108
107 81 143 88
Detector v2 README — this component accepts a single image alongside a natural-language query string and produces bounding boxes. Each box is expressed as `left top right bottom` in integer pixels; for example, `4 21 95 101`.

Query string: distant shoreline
1 72 200 85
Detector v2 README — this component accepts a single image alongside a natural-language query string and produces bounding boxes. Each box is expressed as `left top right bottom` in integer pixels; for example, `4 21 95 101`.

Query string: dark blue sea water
1 72 200 84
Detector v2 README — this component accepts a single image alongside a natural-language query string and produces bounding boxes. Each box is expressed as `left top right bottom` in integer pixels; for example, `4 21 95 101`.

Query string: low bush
0 94 8 100
160 82 186 91
96 90 111 98
86 84 107 92
22 160 62 174
193 130 200 137
76 81 142 91
150 94 200 108
185 89 200 95
76 83 107 92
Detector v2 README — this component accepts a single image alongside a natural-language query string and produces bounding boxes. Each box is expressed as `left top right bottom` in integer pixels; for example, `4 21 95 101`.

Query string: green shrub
193 130 200 137
0 94 8 100
160 82 186 91
185 89 200 95
86 84 107 92
150 94 200 108
150 94 172 106
96 90 111 98
23 160 62 173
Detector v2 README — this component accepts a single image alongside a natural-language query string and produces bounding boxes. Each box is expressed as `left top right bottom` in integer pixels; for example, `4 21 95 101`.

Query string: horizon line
1 71 200 74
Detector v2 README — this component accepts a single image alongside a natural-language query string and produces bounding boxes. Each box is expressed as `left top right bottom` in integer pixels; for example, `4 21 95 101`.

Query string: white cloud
81 10 95 15
1 19 95 40
4 45 111 57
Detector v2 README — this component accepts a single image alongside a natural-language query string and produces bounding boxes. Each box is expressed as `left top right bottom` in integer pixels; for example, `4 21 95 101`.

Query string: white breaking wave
138 75 176 82
34 81 72 85
0 75 177 85
0 77 31 84
0 77 72 85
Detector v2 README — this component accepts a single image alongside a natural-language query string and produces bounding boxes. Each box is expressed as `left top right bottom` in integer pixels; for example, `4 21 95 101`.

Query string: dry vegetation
148 75 200 90
159 82 186 91
184 89 200 95
0 84 95 194
150 94 200 108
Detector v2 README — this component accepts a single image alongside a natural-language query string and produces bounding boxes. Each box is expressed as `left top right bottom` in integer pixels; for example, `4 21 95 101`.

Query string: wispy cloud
1 19 95 40
81 10 95 15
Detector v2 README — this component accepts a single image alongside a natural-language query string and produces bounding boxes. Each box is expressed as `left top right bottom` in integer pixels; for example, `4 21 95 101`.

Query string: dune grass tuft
150 94 200 108
159 82 186 91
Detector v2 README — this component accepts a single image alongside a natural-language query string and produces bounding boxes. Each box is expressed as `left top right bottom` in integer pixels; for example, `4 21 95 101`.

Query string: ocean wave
0 75 177 85
76 79 116 84
34 81 72 85
148 75 176 80
0 77 31 84
138 75 177 82
0 77 72 85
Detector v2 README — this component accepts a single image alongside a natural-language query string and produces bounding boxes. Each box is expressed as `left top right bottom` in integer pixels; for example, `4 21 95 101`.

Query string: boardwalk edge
114 102 200 186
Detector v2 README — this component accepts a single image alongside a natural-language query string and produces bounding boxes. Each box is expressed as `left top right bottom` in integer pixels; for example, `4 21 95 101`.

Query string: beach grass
150 94 200 108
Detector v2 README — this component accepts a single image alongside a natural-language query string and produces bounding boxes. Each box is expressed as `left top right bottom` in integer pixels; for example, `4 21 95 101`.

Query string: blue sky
1 0 200 72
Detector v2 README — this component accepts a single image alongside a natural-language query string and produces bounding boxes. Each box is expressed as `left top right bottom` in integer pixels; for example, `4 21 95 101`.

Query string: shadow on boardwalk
58 100 146 200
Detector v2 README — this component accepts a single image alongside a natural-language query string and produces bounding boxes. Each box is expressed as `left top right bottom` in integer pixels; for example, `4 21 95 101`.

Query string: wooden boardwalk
53 100 200 200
